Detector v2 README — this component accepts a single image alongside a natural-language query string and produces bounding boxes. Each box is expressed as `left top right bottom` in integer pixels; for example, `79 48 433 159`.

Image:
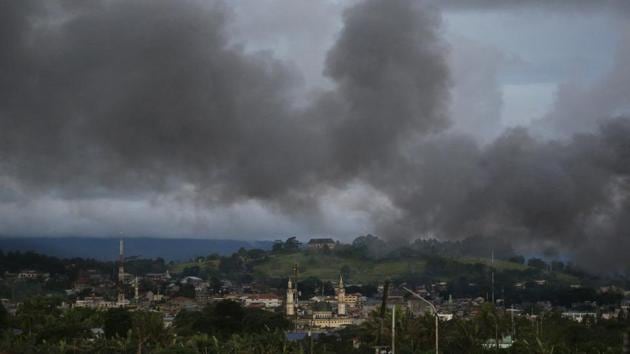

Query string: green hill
252 252 427 283
171 249 582 287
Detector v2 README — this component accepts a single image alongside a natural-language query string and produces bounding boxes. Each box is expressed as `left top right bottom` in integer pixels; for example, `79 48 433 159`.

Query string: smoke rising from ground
0 0 629 272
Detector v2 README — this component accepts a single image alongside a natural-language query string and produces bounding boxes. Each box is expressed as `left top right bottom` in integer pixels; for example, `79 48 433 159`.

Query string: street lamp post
402 286 439 354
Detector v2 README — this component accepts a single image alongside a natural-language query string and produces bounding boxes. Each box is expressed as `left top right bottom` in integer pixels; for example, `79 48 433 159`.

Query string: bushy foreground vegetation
0 296 628 353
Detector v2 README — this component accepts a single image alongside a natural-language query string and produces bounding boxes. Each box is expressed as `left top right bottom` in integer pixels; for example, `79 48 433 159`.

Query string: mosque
286 273 355 329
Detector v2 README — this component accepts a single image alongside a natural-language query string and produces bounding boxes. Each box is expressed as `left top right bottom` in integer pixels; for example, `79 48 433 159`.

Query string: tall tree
104 309 133 339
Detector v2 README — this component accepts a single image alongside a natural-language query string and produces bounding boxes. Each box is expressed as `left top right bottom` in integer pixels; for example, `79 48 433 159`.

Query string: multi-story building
286 273 357 329
307 238 336 251
75 296 121 309
243 293 282 309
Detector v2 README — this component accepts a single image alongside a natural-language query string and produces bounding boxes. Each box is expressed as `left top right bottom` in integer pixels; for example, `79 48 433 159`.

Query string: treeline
0 251 69 275
0 297 292 353
0 250 168 280
272 234 516 261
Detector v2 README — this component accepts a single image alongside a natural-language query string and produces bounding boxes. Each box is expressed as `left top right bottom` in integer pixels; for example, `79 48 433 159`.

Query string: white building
482 336 514 349
75 296 121 310
243 294 282 309
18 270 49 280
307 238 336 250
561 311 597 323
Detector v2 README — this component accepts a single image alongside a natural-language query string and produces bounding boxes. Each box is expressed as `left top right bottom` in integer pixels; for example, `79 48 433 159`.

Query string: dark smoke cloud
436 0 630 14
324 0 448 172
376 119 630 272
0 0 446 213
1 0 324 203
536 24 630 138
1 0 629 272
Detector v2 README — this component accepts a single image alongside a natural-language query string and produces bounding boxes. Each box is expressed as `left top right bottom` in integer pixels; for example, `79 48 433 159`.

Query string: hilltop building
307 238 336 251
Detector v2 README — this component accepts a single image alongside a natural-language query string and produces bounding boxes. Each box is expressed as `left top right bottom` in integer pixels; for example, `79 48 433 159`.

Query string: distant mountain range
0 237 273 261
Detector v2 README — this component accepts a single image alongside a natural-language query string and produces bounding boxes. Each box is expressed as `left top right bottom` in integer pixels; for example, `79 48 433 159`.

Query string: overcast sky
1 0 629 271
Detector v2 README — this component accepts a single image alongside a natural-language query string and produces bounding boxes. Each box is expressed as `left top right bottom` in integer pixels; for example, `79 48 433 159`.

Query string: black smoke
0 0 629 272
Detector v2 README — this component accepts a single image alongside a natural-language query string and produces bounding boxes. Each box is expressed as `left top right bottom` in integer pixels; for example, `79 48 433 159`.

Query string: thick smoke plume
1 0 629 272
436 0 630 13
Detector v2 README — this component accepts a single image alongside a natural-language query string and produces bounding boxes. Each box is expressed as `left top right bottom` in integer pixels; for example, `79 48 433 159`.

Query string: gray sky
1 0 629 271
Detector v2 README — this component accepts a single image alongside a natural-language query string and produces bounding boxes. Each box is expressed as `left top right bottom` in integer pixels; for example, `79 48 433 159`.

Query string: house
562 311 597 323
307 238 336 250
145 271 171 282
482 336 514 349
180 276 204 286
18 270 49 280
437 313 454 321
344 293 363 307
514 282 526 289
74 296 120 310
168 297 199 312
242 294 282 309
310 305 352 328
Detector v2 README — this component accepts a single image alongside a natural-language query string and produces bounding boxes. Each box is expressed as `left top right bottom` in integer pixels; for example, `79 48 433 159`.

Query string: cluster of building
4 238 630 339
285 274 364 329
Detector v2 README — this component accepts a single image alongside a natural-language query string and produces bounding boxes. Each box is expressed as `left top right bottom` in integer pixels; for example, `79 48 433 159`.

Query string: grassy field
459 257 530 271
171 251 580 286
252 252 426 283
170 259 219 273
458 257 581 284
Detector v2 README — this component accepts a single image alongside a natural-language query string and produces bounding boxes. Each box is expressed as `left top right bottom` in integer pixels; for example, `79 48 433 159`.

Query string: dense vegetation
0 297 628 353
0 298 292 353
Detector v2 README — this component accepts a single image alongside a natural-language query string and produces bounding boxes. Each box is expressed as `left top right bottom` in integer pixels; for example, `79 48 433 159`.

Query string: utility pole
402 286 438 354
309 330 314 354
495 314 499 352
491 248 495 305
293 263 299 321
392 304 396 354
378 281 390 348
511 304 515 338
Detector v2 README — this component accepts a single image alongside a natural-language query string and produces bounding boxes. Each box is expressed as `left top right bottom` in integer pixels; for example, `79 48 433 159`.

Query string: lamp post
402 286 439 354
392 304 396 354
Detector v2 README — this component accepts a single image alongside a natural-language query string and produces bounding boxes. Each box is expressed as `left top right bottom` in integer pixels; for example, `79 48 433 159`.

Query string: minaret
117 239 126 305
286 278 296 316
337 274 346 316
